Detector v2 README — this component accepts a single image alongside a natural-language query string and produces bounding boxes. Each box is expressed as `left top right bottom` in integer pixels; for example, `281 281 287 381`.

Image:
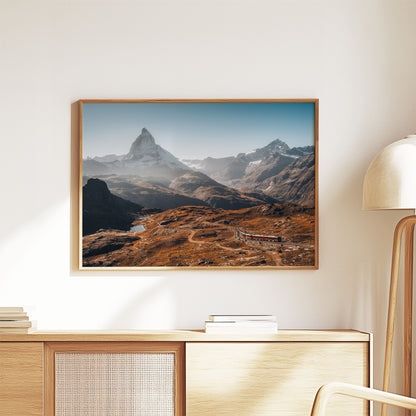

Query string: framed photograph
79 99 318 270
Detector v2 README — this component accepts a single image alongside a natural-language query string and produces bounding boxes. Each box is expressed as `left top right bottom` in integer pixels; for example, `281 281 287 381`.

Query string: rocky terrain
83 128 315 210
262 153 315 206
91 175 209 211
82 128 316 267
169 171 277 209
82 178 143 236
182 138 315 206
82 204 315 268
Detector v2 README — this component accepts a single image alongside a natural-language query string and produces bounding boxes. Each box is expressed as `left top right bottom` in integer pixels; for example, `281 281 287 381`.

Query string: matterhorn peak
119 128 191 171
124 128 157 160
137 127 155 144
140 127 152 136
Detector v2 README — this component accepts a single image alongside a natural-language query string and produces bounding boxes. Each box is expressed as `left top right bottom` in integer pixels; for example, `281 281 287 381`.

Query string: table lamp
363 135 416 416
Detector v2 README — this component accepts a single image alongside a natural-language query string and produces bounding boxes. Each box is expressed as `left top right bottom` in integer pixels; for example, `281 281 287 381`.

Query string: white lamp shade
363 135 416 210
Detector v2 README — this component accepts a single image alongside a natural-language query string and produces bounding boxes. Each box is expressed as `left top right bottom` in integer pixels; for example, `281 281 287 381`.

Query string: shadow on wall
103 283 368 416
101 270 269 330
322 134 411 402
105 279 171 329
0 113 72 250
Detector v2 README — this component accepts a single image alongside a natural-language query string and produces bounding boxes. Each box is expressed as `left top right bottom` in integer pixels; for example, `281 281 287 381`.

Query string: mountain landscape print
79 100 318 269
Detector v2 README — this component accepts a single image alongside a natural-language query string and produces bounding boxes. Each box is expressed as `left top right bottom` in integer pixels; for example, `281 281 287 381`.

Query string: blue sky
82 101 316 159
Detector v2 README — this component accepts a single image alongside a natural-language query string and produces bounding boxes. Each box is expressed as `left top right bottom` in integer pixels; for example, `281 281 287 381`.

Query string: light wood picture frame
79 99 319 270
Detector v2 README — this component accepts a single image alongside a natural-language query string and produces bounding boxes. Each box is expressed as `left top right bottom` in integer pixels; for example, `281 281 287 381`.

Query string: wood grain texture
44 343 55 416
383 217 406 397
175 342 186 416
311 382 416 416
404 223 414 416
78 99 319 104
0 329 371 342
314 99 319 268
382 216 416 416
74 100 81 271
0 342 43 416
0 333 370 416
186 342 369 416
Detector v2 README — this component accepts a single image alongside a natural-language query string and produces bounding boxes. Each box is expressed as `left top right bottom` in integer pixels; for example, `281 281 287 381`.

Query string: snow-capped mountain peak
124 128 158 160
83 128 191 178
264 138 291 154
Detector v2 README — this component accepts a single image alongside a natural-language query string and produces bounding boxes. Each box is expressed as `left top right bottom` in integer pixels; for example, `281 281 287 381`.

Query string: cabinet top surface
0 329 370 342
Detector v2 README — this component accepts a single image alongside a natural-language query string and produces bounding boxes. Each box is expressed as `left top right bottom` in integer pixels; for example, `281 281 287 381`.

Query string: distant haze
82 102 315 160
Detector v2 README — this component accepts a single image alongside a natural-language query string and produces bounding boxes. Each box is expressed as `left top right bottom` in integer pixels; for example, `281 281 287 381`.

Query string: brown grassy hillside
82 204 315 268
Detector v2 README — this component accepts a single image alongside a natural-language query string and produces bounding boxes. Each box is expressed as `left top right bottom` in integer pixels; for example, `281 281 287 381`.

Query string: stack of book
0 307 32 334
205 315 278 334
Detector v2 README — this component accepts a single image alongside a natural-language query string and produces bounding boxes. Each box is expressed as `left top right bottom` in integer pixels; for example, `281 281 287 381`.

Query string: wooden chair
311 382 416 416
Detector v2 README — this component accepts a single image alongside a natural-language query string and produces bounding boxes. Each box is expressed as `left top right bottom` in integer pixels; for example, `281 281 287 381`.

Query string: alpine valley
82 128 316 268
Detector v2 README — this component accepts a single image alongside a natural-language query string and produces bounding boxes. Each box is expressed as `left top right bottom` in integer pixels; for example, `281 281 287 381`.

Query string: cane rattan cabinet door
45 342 185 416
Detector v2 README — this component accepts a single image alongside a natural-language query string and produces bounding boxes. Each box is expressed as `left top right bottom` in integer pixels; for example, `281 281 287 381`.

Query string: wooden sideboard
0 330 371 416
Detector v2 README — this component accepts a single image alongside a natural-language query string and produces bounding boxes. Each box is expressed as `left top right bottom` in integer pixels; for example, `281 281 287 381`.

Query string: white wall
1 0 416 397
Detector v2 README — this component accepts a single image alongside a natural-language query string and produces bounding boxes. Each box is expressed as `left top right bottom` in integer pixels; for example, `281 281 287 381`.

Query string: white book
205 321 278 334
205 321 277 328
208 315 277 322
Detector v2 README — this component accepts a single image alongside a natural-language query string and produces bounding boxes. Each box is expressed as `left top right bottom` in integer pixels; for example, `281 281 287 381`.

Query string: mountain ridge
83 128 191 178
83 128 315 208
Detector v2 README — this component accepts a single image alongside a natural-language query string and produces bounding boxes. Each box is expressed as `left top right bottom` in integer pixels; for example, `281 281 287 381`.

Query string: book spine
205 327 278 334
0 321 32 328
0 328 29 333
205 321 278 327
209 315 277 322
